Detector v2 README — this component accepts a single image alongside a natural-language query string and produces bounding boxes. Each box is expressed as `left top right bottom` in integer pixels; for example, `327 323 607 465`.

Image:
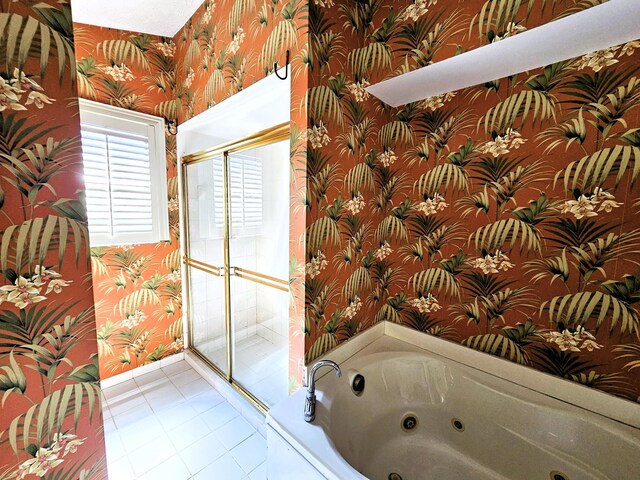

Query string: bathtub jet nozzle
304 360 342 423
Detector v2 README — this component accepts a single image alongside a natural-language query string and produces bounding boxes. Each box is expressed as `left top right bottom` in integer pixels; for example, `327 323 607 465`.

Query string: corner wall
304 0 640 404
0 1 107 477
73 24 183 379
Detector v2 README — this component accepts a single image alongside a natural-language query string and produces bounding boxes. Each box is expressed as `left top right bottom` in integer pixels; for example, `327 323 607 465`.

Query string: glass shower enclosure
182 124 290 410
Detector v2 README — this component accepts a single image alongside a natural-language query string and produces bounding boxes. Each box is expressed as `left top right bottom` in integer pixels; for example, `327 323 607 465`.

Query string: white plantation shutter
213 156 225 230
79 99 169 246
212 154 263 233
241 155 263 228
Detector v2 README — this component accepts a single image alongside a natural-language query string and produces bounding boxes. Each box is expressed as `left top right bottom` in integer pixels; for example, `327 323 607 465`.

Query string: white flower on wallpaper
470 251 515 274
0 77 25 111
347 79 371 102
26 91 54 108
155 41 177 57
0 69 53 112
377 149 397 167
103 63 135 81
51 433 85 457
119 309 147 329
228 27 246 55
620 41 640 57
184 67 196 88
421 91 455 111
166 270 181 282
16 433 86 479
345 193 366 215
374 241 392 260
314 0 335 7
492 22 526 43
575 43 640 72
416 193 448 216
544 326 603 352
410 293 441 313
577 47 619 72
0 276 46 309
306 251 328 279
169 338 184 350
306 121 330 149
342 295 362 319
202 2 216 23
561 187 622 220
481 128 526 156
17 447 63 479
403 0 437 22
0 266 71 309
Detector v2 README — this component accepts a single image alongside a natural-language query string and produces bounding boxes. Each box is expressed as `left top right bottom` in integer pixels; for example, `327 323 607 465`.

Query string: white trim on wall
79 98 170 247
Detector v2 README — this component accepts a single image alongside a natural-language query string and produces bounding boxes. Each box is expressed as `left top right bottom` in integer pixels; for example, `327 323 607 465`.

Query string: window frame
79 98 170 247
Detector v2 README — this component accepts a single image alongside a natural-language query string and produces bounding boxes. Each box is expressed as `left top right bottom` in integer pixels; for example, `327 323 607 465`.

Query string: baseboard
99 351 186 389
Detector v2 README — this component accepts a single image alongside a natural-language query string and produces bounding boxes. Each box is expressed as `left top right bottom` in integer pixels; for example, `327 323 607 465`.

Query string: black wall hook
274 50 290 80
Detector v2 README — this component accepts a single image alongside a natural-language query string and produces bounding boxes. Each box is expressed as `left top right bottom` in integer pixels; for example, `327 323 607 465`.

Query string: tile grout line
102 360 266 480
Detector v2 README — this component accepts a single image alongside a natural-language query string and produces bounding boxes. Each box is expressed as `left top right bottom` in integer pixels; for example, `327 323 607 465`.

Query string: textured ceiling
71 0 204 37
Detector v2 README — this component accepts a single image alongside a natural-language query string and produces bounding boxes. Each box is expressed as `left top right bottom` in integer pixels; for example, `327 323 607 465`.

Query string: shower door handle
219 266 237 276
183 257 223 277
233 267 289 292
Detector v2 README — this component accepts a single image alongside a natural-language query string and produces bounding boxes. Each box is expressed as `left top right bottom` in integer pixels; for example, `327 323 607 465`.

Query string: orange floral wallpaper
304 0 640 403
74 24 183 378
174 0 309 388
0 1 107 478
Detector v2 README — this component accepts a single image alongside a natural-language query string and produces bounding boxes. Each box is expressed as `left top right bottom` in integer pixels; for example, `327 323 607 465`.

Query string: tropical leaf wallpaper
73 24 183 379
0 0 107 478
304 0 640 403
5 0 638 475
173 0 309 387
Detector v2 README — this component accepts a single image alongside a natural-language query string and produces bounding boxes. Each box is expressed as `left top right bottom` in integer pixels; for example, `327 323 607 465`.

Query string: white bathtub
267 326 640 480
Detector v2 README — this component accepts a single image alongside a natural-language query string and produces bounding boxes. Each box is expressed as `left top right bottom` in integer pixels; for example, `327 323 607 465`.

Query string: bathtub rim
307 321 640 430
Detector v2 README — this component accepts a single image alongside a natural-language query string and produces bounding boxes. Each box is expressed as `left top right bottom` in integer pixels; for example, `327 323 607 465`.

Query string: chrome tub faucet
304 360 342 422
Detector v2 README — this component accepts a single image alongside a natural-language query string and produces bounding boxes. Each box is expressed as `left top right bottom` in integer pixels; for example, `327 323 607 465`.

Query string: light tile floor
102 360 267 480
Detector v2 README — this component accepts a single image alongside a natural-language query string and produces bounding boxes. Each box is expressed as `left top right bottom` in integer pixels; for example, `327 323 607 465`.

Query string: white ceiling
71 0 204 37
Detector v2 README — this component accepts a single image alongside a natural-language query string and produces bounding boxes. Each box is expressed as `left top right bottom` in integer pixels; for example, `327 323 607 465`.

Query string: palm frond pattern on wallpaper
302 0 640 403
0 1 107 478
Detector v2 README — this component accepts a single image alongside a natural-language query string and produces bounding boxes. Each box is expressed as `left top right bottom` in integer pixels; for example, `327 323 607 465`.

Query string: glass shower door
182 123 290 410
184 156 229 376
228 140 290 407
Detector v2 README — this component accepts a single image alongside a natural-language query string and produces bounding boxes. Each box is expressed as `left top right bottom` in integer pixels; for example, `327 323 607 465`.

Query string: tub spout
304 360 341 423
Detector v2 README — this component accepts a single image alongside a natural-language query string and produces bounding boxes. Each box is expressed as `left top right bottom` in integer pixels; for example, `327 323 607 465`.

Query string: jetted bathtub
267 328 640 480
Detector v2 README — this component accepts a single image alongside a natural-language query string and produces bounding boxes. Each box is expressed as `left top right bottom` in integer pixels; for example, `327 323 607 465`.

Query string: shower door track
180 123 290 415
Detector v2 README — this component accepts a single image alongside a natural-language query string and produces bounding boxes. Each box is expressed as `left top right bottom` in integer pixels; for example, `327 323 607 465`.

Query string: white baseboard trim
99 352 185 389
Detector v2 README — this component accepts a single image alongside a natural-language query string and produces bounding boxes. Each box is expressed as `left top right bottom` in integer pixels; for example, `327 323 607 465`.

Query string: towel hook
274 50 290 80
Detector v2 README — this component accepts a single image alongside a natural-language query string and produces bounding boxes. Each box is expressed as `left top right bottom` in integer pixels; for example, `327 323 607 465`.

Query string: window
79 99 169 246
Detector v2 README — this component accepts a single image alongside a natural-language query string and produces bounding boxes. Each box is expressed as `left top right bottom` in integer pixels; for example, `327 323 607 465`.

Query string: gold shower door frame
180 123 290 415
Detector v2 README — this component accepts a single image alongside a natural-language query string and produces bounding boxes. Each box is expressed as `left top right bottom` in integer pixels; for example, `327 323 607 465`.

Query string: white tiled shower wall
190 235 287 348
